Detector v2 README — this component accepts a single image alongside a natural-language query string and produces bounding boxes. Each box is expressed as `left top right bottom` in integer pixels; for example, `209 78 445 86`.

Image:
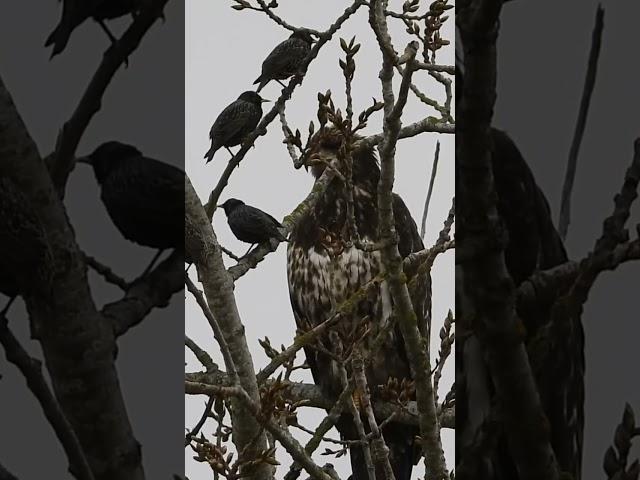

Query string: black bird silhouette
253 30 314 92
45 0 138 58
218 198 287 255
77 141 184 275
204 91 267 163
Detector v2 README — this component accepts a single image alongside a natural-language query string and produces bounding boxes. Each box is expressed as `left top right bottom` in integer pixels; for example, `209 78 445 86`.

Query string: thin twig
185 274 239 381
558 5 605 240
252 0 322 36
185 396 215 447
82 252 128 290
421 140 440 238
185 335 217 373
47 0 169 194
0 315 94 480
278 104 301 165
370 1 447 475
352 349 396 480
340 365 376 480
205 0 367 220
187 369 455 429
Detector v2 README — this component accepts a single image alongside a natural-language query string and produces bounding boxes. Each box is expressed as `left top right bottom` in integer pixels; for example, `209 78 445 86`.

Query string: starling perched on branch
218 198 287 254
253 31 315 92
77 141 184 274
45 0 138 58
204 91 268 163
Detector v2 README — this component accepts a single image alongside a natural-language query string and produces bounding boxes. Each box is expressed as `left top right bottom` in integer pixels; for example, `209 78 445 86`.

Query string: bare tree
0 1 183 479
456 1 640 479
185 1 455 479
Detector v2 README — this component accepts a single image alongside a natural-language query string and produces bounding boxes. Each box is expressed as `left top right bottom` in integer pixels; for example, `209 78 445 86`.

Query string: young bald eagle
456 61 585 479
286 129 430 480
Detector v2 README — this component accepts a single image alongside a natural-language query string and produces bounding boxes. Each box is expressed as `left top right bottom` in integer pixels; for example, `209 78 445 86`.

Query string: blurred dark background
495 1 640 475
0 1 184 478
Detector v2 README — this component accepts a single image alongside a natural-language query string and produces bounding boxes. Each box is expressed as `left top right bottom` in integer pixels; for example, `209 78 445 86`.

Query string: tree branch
185 175 271 480
0 73 145 480
421 140 440 238
186 372 455 429
369 2 448 477
558 5 605 240
457 0 561 478
358 117 454 150
185 381 335 480
101 250 183 337
0 314 94 480
227 167 335 280
204 0 367 220
47 0 169 194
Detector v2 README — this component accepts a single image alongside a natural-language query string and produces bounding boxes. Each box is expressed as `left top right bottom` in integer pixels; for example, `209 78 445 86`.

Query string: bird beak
261 98 271 103
75 156 92 165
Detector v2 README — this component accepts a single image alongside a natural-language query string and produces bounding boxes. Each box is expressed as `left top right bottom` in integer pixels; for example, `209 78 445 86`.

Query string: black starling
77 141 184 274
218 199 287 254
45 0 138 58
253 31 314 92
204 91 268 163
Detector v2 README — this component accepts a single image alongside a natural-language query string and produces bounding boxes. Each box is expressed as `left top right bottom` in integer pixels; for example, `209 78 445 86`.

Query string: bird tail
253 75 268 93
45 21 73 58
204 143 220 163
339 417 416 480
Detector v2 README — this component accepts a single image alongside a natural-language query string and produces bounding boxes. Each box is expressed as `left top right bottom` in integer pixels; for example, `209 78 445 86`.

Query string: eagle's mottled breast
286 131 429 479
287 178 413 399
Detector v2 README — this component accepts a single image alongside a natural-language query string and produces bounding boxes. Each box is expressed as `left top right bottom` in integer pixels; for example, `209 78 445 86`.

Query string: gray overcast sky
495 0 640 475
185 1 455 478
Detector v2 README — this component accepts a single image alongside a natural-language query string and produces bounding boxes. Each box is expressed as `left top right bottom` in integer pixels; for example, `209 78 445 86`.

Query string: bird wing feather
210 101 260 146
259 38 309 80
100 157 184 248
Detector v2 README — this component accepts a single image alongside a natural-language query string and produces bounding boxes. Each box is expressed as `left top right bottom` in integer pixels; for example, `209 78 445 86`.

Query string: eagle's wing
457 128 584 479
393 193 432 342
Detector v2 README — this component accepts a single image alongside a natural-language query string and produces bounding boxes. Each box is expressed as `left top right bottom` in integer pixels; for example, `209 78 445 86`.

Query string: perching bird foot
0 296 16 318
243 244 257 257
141 249 166 278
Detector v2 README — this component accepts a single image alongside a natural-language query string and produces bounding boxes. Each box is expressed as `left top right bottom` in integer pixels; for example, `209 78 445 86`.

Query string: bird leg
0 296 17 317
141 249 166 277
276 79 288 88
225 147 237 159
185 263 193 273
243 244 256 257
97 19 118 44
97 20 129 67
